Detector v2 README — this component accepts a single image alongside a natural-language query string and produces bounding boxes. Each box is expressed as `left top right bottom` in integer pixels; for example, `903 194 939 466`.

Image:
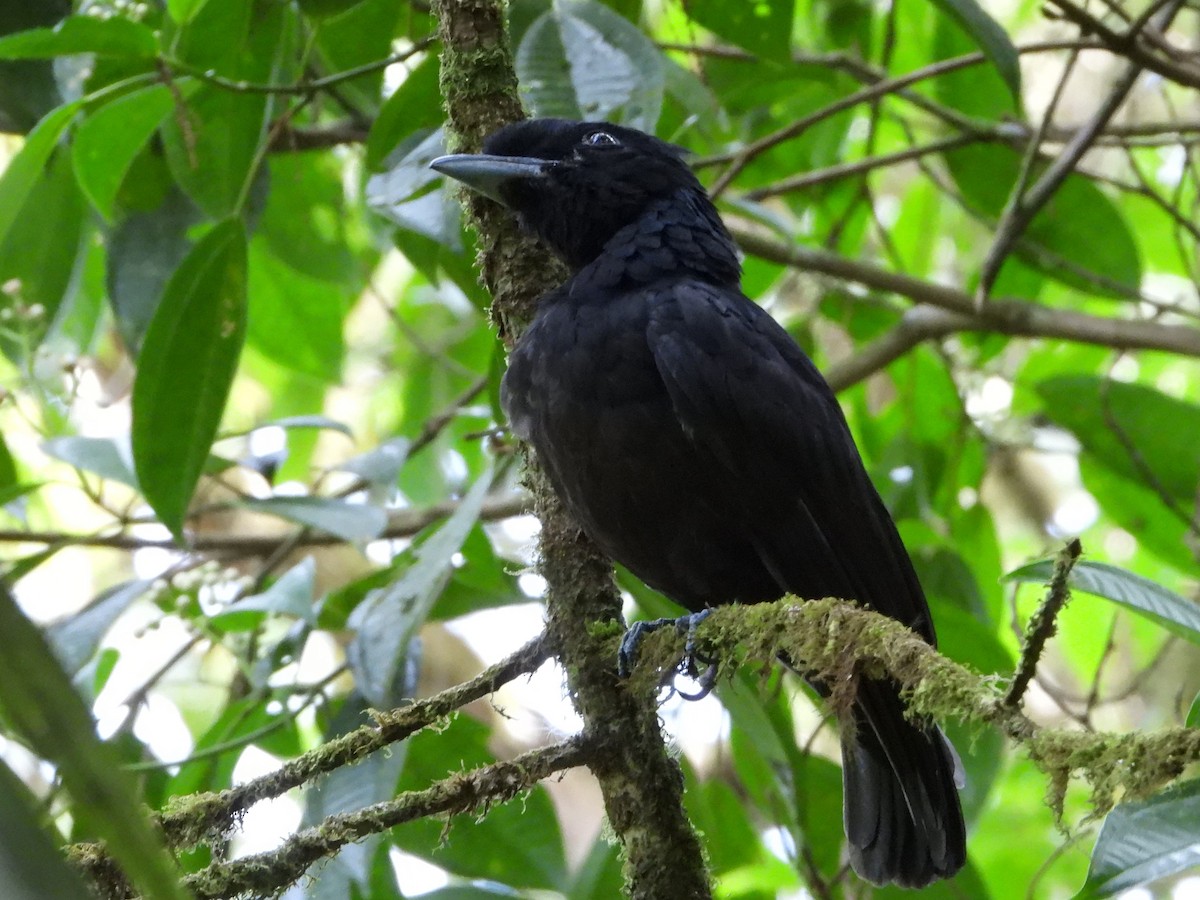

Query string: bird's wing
645 279 934 642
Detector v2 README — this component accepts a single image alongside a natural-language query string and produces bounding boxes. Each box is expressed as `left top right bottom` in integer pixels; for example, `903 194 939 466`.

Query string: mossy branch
69 636 550 898
70 591 1198 899
626 596 1200 821
179 737 593 899
431 1 714 897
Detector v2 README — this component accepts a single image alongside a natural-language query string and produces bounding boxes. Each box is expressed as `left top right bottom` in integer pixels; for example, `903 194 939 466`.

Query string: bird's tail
841 677 967 887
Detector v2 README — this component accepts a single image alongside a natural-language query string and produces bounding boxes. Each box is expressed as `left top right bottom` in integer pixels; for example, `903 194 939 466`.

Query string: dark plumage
431 118 966 887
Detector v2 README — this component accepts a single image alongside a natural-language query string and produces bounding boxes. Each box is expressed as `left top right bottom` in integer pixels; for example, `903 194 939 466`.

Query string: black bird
431 119 966 888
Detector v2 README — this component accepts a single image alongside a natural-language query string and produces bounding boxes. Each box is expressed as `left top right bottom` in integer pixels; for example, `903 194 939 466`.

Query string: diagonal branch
975 0 1186 303
732 225 1200 360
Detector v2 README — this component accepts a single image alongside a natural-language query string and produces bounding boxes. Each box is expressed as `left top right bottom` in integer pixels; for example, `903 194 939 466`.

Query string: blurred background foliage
0 0 1197 897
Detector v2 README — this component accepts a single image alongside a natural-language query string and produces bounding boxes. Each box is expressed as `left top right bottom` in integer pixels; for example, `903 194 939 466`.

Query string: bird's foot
617 609 719 699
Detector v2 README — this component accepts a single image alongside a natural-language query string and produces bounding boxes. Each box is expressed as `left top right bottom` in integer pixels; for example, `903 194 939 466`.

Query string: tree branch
183 736 593 900
69 634 552 895
0 492 531 553
631 597 1200 820
732 224 1200 360
430 1 714 897
976 0 1186 302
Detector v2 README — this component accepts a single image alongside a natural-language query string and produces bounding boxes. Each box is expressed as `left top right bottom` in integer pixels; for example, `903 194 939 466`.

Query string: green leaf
160 86 269 219
1036 376 1200 505
310 0 403 114
73 83 196 221
516 0 664 131
0 760 93 900
684 0 794 62
878 859 992 899
245 241 349 381
0 149 85 362
132 219 248 541
367 54 442 170
928 0 1020 101
0 3 68 133
0 16 157 59
1004 559 1200 645
347 471 492 707
931 10 1015 121
106 187 201 351
944 146 1142 297
210 557 316 631
1078 456 1196 572
0 586 190 900
46 580 151 676
160 2 293 218
568 837 624 900
258 152 366 284
242 496 387 542
0 433 15 491
42 435 138 488
166 0 212 23
1076 778 1200 898
0 102 80 251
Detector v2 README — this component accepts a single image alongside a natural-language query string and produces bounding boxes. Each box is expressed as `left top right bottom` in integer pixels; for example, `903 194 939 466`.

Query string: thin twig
976 41 1084 305
1044 0 1200 88
1005 539 1084 709
0 492 531 553
161 39 434 96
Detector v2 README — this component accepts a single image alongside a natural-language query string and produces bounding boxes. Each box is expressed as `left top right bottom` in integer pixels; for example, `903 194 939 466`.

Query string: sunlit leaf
243 496 387 543
0 102 80 251
347 471 492 707
335 437 410 485
211 557 317 634
1005 559 1200 645
132 219 248 541
46 579 151 676
73 83 197 221
0 16 156 59
42 435 138 488
684 0 794 62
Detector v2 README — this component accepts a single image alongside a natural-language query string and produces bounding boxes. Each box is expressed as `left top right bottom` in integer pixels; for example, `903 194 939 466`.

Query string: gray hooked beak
429 154 555 206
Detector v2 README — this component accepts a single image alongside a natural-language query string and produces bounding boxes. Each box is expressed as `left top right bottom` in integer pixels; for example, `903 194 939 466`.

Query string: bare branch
732 225 1200 360
0 492 531 553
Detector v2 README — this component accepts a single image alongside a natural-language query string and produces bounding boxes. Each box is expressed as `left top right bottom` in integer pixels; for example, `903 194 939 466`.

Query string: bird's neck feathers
567 188 742 293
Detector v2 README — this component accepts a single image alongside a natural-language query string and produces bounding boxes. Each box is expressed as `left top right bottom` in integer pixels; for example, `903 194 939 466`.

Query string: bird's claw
617 609 718 699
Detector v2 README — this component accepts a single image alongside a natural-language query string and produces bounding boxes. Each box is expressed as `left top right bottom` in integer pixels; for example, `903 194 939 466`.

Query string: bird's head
431 118 709 270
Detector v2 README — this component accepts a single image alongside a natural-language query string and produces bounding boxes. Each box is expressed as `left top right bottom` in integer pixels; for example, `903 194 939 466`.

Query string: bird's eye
583 131 619 147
